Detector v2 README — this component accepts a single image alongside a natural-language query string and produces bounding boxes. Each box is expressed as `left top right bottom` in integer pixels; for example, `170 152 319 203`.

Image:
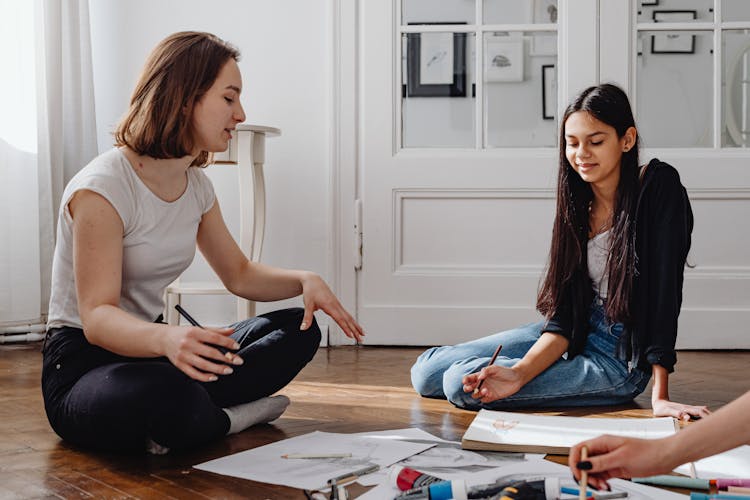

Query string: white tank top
588 229 611 299
47 148 216 328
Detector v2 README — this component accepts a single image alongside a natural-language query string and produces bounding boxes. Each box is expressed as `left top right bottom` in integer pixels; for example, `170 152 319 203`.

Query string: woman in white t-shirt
42 31 364 454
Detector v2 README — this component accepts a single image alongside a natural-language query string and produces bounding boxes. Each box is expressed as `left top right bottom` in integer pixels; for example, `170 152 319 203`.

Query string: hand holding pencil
462 344 525 403
162 305 243 383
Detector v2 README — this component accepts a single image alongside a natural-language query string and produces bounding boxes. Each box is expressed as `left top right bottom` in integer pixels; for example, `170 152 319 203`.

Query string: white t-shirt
588 229 611 300
47 148 216 329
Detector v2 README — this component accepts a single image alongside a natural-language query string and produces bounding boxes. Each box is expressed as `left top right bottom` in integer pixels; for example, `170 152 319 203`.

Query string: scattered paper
675 444 750 479
352 427 540 487
194 430 433 490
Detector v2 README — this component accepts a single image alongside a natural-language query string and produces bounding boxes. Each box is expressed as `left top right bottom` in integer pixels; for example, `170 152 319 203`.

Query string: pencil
175 304 202 327
175 305 236 362
580 446 589 500
473 344 503 395
282 453 352 459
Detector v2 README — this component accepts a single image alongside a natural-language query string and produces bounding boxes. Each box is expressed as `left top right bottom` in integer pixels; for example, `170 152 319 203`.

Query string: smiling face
564 111 635 190
191 59 246 154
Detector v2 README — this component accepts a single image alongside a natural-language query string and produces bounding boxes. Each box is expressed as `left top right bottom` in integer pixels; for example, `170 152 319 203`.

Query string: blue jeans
410 304 650 410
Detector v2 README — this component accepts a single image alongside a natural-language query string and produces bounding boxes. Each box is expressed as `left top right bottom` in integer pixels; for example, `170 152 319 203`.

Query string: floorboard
0 342 747 499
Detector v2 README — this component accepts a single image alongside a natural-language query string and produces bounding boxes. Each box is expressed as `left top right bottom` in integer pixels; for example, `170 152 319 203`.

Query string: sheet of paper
674 444 750 478
193 430 433 490
352 428 540 487
463 409 676 449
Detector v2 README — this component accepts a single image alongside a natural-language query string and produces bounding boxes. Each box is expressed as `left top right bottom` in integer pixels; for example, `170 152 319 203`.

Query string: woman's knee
410 347 446 397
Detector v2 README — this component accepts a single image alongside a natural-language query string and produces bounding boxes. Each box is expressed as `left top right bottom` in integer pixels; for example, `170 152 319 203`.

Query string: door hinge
354 198 362 270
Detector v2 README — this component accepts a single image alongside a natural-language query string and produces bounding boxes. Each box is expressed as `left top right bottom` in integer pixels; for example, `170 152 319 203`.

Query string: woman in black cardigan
411 84 709 420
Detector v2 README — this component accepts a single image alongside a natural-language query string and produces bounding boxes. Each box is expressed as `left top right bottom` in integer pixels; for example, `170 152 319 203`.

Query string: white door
353 0 750 348
357 0 598 345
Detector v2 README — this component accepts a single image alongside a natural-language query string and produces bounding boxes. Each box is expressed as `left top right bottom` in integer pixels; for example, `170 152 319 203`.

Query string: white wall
89 0 332 326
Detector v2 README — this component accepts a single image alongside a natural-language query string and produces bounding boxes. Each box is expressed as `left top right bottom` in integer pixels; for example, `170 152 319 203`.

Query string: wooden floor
1 342 748 499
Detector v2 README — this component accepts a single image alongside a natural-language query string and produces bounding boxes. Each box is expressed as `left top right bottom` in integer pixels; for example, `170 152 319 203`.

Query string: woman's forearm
226 261 308 302
81 304 169 357
662 390 750 467
512 332 570 384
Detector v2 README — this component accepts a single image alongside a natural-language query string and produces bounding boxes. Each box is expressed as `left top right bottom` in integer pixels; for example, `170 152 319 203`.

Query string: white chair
164 124 281 325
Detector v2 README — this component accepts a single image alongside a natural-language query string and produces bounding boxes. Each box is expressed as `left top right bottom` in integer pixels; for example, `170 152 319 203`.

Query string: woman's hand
652 398 711 421
300 272 365 342
162 325 244 382
462 365 526 403
569 435 676 489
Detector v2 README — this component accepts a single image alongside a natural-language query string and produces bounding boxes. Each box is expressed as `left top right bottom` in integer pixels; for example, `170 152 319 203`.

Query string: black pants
41 308 320 452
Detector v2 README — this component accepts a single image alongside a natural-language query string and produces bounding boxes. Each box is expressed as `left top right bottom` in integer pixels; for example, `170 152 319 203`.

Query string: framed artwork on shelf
651 10 696 54
484 36 524 82
406 28 467 97
542 64 556 120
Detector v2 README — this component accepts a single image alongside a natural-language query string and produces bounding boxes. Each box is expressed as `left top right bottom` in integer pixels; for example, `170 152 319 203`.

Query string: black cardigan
542 159 693 373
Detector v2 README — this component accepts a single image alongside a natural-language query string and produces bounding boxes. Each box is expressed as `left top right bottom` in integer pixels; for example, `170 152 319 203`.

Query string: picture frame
651 10 696 54
542 64 556 120
484 36 524 83
406 29 467 97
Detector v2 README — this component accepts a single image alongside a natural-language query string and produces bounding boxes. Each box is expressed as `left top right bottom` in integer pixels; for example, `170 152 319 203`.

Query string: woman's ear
622 126 637 152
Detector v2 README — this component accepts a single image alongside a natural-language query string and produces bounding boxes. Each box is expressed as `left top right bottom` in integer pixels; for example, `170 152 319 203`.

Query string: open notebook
461 409 678 455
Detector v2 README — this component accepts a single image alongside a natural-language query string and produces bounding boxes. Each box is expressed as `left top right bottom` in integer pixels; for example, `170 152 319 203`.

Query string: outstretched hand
462 365 525 403
652 398 711 421
300 273 365 343
163 325 243 382
569 435 676 489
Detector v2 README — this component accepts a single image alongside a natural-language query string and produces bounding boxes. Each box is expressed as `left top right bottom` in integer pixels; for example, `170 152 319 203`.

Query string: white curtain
0 0 97 332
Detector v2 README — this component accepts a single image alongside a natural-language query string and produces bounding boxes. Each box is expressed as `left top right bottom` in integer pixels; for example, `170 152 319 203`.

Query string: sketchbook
461 409 678 454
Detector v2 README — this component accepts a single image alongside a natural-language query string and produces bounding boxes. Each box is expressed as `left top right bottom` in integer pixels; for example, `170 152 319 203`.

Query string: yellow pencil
580 446 589 500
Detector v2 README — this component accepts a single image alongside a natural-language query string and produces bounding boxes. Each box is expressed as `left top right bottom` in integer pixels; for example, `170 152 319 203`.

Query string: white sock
223 395 290 435
145 437 170 455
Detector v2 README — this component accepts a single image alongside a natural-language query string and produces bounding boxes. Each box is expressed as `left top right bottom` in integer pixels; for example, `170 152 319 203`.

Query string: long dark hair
537 83 640 327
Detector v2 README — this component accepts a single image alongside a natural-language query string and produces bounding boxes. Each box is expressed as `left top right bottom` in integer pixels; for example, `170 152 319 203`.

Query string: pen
281 453 352 459
473 344 503 395
326 463 379 485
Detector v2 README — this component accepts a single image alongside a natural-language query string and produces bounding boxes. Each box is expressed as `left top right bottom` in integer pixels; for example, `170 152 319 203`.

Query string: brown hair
537 84 640 329
114 31 240 167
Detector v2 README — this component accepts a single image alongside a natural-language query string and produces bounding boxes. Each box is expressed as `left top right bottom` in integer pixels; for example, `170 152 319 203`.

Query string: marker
718 480 750 490
633 475 711 490
690 494 750 500
282 453 352 459
728 487 750 495
473 344 503 395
